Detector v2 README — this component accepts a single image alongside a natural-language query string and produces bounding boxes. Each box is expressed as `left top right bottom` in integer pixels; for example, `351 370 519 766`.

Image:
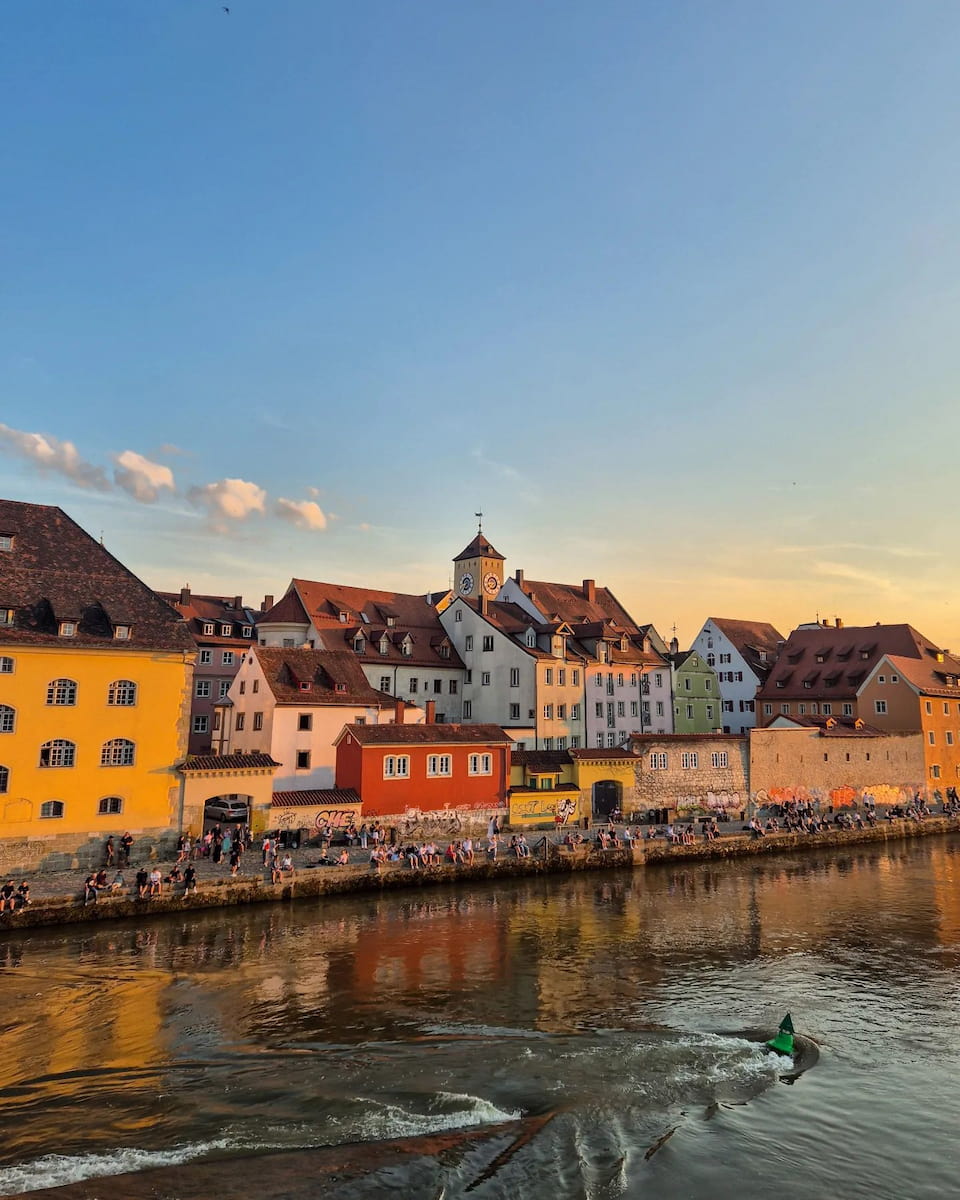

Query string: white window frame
710 751 729 768
468 753 492 775
650 751 668 770
426 754 452 777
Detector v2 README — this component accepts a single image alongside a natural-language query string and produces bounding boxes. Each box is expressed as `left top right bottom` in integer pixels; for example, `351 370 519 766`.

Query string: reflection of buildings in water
927 843 960 958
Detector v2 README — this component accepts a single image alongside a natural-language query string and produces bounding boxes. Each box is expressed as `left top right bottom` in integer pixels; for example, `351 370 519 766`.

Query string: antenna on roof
99 530 104 546
475 510 483 531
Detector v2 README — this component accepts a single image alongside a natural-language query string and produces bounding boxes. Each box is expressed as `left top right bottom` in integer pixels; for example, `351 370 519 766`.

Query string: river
1 834 960 1198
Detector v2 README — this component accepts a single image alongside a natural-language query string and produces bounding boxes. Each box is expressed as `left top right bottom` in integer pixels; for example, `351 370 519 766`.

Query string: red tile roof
179 752 280 772
707 617 784 680
157 590 259 647
879 653 960 699
454 532 505 561
340 723 512 746
254 647 394 707
518 578 639 632
272 788 360 808
511 749 572 769
0 500 194 654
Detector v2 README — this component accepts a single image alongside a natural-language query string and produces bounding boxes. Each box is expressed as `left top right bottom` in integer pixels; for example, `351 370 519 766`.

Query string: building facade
668 650 722 734
690 617 783 735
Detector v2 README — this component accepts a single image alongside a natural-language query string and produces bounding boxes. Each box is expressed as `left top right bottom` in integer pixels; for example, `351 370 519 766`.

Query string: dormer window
440 644 450 659
386 616 396 627
242 625 253 637
299 681 311 692
758 650 767 662
59 621 77 638
598 644 607 663
0 535 13 552
338 611 348 623
335 682 347 693
526 631 536 648
202 622 215 636
0 609 14 627
379 637 389 656
860 650 870 660
220 623 232 636
401 641 412 657
353 636 365 654
113 625 131 640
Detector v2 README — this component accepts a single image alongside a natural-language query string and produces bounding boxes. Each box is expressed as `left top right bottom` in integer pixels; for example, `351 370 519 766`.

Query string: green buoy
766 1012 795 1056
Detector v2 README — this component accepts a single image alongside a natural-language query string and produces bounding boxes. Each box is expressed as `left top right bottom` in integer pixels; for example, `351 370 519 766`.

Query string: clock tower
453 521 505 601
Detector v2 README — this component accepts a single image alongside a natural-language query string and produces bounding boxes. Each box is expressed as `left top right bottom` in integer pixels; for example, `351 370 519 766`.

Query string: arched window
0 705 14 733
0 656 13 674
98 796 124 815
107 679 137 706
40 800 64 819
39 739 76 768
100 738 135 766
46 678 77 706
0 766 8 794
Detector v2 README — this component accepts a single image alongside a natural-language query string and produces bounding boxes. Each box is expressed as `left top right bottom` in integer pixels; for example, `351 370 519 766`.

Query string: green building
669 650 722 734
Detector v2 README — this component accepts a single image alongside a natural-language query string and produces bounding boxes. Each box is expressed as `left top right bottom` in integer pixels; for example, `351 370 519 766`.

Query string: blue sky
3 1 960 645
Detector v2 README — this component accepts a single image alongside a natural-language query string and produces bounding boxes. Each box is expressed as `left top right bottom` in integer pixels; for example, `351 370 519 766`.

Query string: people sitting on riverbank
0 880 15 911
183 865 197 894
15 881 30 909
334 848 350 867
136 868 149 899
83 874 100 904
280 853 294 878
148 868 162 897
109 871 125 893
462 837 474 862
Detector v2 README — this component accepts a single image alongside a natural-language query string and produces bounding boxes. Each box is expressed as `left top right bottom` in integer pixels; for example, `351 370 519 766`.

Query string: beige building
624 733 749 818
749 715 926 808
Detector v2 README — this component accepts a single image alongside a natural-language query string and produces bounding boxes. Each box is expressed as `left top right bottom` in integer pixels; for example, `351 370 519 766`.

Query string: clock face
459 572 475 595
483 573 499 595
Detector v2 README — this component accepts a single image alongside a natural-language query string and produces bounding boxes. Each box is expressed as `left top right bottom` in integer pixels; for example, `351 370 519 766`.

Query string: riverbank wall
2 816 958 932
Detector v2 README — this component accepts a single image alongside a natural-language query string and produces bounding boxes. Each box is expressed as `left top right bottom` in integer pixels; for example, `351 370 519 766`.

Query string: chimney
394 698 406 725
515 568 524 588
836 617 843 629
233 595 243 610
669 636 679 654
261 594 274 613
480 594 488 616
179 586 191 606
583 579 596 604
425 699 436 724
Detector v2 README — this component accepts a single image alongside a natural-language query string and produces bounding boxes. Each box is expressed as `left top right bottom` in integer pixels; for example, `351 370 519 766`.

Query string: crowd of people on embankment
1 797 959 918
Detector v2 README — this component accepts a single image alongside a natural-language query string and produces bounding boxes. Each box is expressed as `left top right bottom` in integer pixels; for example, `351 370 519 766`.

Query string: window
0 656 12 673
296 750 311 769
107 679 137 706
242 625 253 638
469 753 492 775
596 733 605 747
655 673 664 689
0 609 14 627
947 731 954 746
570 736 580 748
711 751 729 768
706 653 716 667
235 713 245 731
509 668 520 688
931 764 942 779
409 677 419 693
656 701 664 717
706 705 714 721
222 651 235 666
199 649 212 665
465 670 472 684
650 752 668 770
545 668 553 685
723 701 734 712
595 703 604 718
253 712 263 731
684 678 691 691
297 713 312 731
39 739 76 768
98 795 124 815
798 704 807 715
926 701 933 715
822 703 832 715
559 669 566 686
46 678 77 706
464 635 474 651
463 700 473 719
630 701 639 717
380 676 391 692
40 800 64 819
946 703 952 716
202 623 215 636
212 711 221 730
877 674 886 685
0 705 14 733
875 700 887 714
595 674 603 688
383 755 410 778
558 704 566 720
681 751 699 769
114 625 131 640
686 704 694 720
433 679 442 693
481 672 491 686
195 679 212 698
482 636 494 652
100 738 135 766
440 644 450 659
427 754 452 776
617 701 625 717
509 703 520 720
891 675 899 684
220 624 232 637
0 535 12 551
929 730 936 745
0 765 9 793
448 680 458 694
842 703 854 716
606 732 616 747
219 679 231 699
543 704 553 719
192 715 208 734
59 621 76 638
455 608 462 622
705 678 712 692
571 703 580 720
572 670 580 687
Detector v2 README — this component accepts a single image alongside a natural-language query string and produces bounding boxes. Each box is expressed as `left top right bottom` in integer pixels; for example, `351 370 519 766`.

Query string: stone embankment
2 816 958 932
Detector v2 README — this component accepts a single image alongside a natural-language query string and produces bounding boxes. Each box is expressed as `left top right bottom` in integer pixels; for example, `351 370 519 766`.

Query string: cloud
0 423 110 490
778 542 935 560
814 560 892 591
113 450 176 503
188 478 267 526
158 442 191 457
275 497 327 531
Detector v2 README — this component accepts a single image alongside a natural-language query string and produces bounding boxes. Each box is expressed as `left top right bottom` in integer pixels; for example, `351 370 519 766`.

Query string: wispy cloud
275 497 327 531
0 423 110 490
778 542 935 560
470 446 541 505
814 560 892 591
113 450 176 503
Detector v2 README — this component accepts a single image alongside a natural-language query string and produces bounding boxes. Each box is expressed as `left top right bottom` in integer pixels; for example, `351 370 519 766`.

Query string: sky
3 1 960 646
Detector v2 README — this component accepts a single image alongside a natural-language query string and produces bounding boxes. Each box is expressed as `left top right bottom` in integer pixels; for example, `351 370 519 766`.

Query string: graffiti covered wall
508 791 582 826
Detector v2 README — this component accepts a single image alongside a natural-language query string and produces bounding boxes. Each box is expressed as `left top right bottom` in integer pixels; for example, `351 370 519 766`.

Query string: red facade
335 725 510 818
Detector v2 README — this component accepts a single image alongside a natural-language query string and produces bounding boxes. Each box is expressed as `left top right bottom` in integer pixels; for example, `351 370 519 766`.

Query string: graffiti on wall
509 792 581 826
398 807 475 839
673 791 742 816
753 783 923 810
269 805 362 831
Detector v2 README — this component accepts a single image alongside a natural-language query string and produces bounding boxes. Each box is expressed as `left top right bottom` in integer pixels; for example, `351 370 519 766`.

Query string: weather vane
475 510 483 531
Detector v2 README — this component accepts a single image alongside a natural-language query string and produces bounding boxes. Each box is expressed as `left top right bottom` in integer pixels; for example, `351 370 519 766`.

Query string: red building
334 720 512 818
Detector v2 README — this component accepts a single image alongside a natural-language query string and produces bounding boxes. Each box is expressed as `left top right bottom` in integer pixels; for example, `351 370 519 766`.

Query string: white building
690 617 784 735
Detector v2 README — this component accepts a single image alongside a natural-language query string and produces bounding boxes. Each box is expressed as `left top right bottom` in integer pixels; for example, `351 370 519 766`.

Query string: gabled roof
0 500 194 653
338 723 512 746
758 623 946 704
707 617 784 680
517 578 639 632
157 590 259 646
511 749 572 769
253 647 393 707
262 580 463 670
454 532 505 561
874 653 960 699
179 752 280 772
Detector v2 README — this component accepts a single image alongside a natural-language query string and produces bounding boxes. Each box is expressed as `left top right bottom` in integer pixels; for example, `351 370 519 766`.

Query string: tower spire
475 510 483 532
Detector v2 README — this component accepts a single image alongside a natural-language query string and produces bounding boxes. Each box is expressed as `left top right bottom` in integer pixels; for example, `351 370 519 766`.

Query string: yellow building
0 500 194 862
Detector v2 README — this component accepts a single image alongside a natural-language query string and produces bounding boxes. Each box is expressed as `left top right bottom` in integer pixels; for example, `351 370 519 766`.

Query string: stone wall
0 828 176 876
628 735 749 816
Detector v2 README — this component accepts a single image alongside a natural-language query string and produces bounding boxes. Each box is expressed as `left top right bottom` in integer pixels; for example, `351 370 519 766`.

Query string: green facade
670 651 722 734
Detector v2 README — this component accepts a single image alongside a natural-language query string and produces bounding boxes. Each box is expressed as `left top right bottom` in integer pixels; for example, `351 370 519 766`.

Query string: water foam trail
357 1091 521 1141
0 1139 233 1196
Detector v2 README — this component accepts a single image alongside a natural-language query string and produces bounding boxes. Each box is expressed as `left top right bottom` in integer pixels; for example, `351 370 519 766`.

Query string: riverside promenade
2 814 959 932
